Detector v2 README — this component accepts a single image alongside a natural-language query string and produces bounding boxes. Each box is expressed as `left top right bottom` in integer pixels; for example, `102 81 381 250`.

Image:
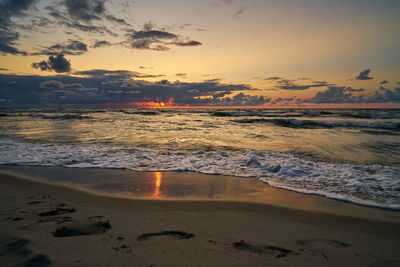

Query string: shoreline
1 170 400 266
1 165 400 222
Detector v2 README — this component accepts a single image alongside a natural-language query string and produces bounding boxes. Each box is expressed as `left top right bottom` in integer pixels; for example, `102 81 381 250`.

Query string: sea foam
0 138 399 209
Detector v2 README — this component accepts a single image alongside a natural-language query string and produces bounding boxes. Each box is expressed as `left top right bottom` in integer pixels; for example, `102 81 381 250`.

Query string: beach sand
1 170 400 267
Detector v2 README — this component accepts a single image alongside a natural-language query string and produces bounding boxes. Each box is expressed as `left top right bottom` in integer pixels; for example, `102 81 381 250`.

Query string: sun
159 102 165 107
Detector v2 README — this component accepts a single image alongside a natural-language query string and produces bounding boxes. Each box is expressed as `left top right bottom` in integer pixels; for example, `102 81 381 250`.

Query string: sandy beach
1 170 400 267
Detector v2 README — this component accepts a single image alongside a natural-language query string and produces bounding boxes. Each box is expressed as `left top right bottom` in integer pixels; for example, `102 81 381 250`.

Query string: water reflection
152 172 163 198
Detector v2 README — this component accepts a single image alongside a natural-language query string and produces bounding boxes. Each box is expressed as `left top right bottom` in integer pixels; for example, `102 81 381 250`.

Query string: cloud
355 69 374 80
64 0 105 22
343 87 365 92
92 40 111 48
105 14 130 26
0 72 266 106
173 40 202 47
74 69 164 79
0 68 9 71
33 39 88 56
275 79 332 90
380 80 388 85
0 0 36 55
126 24 202 51
175 73 187 77
32 55 72 73
132 30 178 40
265 77 283 81
46 6 117 36
304 86 400 103
40 80 97 91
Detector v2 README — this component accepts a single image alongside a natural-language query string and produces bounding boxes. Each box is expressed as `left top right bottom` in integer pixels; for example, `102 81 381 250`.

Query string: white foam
0 138 399 209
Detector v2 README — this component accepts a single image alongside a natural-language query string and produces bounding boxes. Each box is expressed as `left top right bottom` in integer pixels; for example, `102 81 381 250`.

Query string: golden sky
1 0 400 107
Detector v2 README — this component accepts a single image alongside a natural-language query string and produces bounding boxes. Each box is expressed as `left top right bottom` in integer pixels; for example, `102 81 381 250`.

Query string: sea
0 108 399 209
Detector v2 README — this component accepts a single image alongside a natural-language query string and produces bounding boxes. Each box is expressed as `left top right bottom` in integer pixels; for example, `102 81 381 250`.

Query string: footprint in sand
38 207 76 217
136 231 194 241
53 220 111 237
296 239 351 249
232 240 294 258
0 237 51 267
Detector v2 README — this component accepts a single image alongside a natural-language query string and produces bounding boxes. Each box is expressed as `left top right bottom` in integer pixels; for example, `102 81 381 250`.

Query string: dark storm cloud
33 40 88 56
355 69 374 80
32 55 72 73
0 72 267 106
92 40 111 48
304 86 400 103
380 80 388 85
0 0 36 55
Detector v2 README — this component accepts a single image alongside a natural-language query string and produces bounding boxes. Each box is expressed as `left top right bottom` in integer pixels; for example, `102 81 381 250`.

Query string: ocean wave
0 138 399 209
31 114 94 120
233 118 400 130
121 110 160 115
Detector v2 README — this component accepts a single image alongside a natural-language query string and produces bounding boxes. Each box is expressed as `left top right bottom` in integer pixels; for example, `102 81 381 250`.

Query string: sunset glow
0 1 399 108
152 172 163 199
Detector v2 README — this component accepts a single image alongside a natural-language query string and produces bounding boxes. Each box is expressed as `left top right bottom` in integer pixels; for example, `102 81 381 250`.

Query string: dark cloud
304 86 400 103
0 0 36 55
343 87 365 92
270 97 295 105
32 55 72 73
126 24 202 51
132 30 178 40
64 0 105 22
74 69 164 79
40 80 97 91
173 40 202 47
275 79 332 90
0 72 265 106
265 77 283 81
33 39 88 56
46 6 117 36
0 68 9 70
355 69 374 80
92 40 111 48
380 80 388 85
105 14 130 26
175 73 187 77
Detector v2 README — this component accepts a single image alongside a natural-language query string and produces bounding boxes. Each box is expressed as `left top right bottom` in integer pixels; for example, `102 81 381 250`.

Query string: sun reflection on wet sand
152 172 163 198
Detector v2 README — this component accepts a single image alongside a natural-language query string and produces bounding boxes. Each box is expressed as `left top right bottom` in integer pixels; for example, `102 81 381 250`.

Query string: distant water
0 108 399 209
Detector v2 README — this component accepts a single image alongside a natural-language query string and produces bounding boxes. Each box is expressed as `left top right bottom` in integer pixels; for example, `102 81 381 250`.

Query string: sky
0 0 400 108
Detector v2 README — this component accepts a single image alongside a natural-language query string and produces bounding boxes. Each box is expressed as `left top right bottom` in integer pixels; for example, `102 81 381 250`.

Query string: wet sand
1 170 400 266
